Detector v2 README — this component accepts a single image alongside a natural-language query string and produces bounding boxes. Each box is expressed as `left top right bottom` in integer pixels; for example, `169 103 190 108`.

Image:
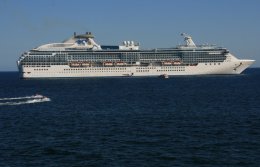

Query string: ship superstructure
17 32 255 78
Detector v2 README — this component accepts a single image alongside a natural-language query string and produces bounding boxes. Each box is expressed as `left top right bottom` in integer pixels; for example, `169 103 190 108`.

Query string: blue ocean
0 69 259 167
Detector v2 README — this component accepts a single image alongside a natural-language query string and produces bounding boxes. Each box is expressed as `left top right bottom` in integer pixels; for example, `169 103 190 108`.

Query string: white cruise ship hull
17 32 255 78
20 58 254 78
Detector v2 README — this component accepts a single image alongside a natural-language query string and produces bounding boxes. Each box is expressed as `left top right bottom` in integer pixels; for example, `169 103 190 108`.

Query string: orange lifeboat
103 62 113 66
81 62 90 67
115 62 126 66
162 61 172 66
70 62 81 67
173 60 181 65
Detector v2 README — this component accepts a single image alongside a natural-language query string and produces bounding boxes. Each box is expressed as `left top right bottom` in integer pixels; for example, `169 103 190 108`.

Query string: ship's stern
17 54 26 79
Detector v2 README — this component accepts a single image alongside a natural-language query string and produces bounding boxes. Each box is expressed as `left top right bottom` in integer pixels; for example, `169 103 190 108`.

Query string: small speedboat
33 94 44 99
32 95 50 102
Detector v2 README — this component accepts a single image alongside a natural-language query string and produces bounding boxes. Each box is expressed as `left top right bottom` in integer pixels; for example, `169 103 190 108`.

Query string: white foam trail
0 98 51 106
0 96 34 101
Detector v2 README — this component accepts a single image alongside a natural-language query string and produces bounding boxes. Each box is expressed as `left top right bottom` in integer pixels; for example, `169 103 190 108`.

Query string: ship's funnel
181 33 196 47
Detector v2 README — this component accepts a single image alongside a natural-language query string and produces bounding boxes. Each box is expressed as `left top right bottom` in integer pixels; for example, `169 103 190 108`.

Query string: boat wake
0 95 51 106
0 96 35 101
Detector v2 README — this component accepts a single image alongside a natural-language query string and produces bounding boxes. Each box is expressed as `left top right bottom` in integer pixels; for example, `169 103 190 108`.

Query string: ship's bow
234 59 255 74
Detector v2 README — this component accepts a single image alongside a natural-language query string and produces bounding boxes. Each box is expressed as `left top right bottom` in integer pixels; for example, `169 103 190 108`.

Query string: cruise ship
17 32 255 78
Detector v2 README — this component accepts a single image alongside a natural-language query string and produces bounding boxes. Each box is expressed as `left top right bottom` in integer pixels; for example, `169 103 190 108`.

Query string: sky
0 0 260 71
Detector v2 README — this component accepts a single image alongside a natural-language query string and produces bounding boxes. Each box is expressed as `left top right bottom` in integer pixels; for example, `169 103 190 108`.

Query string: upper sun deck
34 32 100 51
32 32 225 52
34 32 140 51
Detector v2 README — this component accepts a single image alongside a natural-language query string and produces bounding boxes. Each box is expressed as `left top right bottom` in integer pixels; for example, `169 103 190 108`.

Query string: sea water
0 69 259 166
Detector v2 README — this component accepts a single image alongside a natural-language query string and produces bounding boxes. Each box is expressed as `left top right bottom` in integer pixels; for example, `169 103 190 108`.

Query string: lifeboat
81 62 90 67
103 62 113 66
70 62 81 67
162 61 172 66
115 62 126 66
173 60 181 65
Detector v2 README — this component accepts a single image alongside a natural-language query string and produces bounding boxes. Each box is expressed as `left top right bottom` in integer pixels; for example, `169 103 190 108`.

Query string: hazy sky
1 0 260 71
